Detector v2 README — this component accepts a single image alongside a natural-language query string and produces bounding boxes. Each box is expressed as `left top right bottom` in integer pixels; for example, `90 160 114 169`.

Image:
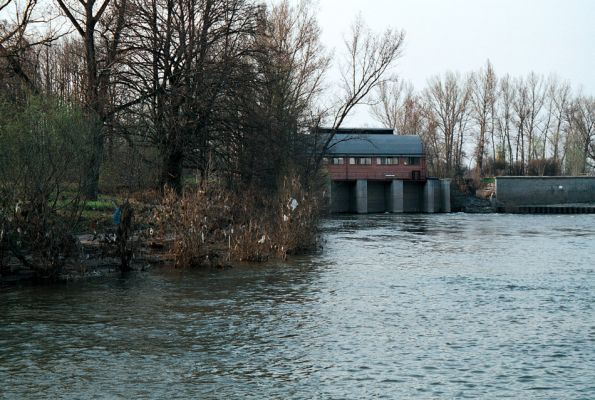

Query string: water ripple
1 214 594 398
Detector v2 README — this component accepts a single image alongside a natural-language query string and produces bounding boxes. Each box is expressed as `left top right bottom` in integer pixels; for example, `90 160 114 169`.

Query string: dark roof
317 127 395 135
326 133 424 156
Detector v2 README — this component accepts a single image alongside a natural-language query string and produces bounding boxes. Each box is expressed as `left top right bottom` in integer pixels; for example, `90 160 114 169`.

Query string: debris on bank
451 188 494 213
1 232 171 285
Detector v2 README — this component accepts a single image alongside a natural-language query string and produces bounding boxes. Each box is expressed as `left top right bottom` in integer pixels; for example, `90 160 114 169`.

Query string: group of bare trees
5 0 592 190
2 0 410 274
373 61 595 179
1 0 405 198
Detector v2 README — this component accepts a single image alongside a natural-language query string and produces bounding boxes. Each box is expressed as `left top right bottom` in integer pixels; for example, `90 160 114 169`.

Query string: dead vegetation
154 177 321 268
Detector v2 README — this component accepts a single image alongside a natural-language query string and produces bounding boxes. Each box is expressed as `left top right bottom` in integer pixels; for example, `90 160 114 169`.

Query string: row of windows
328 157 420 166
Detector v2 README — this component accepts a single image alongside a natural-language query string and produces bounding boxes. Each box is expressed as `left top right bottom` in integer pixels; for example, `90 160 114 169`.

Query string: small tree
0 94 96 279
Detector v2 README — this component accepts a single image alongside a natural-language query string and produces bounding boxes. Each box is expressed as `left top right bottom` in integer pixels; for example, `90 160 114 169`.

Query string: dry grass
153 177 321 267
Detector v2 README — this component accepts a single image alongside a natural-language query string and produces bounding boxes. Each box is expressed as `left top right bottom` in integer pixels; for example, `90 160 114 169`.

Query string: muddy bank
0 234 170 285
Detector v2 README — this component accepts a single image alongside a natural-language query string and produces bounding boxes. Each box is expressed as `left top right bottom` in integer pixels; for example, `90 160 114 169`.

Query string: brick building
321 128 450 213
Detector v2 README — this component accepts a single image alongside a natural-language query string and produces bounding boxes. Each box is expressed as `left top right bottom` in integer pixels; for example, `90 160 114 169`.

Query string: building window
356 157 372 165
331 157 344 165
349 157 356 165
403 157 420 166
378 157 398 165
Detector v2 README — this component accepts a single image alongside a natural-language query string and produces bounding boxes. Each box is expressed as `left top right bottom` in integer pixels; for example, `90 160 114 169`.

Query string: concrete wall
496 176 595 208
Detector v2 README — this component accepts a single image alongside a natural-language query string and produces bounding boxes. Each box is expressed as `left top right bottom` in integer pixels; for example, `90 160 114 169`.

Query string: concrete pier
423 179 441 213
355 180 368 214
423 180 434 213
440 179 451 213
389 180 404 213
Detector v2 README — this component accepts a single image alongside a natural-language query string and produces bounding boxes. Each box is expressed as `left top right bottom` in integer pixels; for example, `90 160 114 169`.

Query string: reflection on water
1 214 595 398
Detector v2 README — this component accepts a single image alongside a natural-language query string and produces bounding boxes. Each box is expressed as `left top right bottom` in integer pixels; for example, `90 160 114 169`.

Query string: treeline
1 0 405 195
373 61 595 179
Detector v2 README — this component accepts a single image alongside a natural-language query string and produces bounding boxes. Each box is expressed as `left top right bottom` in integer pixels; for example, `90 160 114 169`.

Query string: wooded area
0 0 593 278
0 0 405 277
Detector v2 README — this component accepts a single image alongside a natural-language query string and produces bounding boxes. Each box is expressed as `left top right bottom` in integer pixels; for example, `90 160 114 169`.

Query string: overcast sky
310 0 594 126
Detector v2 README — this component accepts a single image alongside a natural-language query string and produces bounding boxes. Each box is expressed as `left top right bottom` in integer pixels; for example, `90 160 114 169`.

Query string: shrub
0 95 97 279
153 177 321 267
527 158 562 176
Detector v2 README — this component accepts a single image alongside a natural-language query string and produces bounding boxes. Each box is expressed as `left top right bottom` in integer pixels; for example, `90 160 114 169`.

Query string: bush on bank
154 177 322 267
0 95 97 279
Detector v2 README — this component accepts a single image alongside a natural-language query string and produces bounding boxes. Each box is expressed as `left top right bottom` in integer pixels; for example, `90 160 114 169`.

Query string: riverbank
0 233 168 285
1 180 321 285
1 190 493 286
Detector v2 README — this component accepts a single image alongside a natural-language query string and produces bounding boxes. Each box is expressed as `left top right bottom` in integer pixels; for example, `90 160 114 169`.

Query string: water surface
1 214 595 399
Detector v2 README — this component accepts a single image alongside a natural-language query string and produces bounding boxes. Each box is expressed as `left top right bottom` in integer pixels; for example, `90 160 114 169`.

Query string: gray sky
312 0 595 126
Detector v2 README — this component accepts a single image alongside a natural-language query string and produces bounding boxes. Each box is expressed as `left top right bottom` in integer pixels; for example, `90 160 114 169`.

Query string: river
1 214 595 399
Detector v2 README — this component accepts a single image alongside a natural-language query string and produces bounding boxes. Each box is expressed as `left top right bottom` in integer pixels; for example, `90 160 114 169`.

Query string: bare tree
546 78 571 168
565 95 595 174
469 60 497 175
315 15 405 165
121 0 261 192
372 78 445 174
372 78 427 135
54 0 130 198
496 74 514 170
332 16 404 129
524 72 546 163
423 71 471 177
38 37 87 102
234 0 330 189
0 0 60 93
512 76 530 173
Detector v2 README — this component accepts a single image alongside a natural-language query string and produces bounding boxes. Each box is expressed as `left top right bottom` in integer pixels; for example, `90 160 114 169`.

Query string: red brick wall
325 157 427 181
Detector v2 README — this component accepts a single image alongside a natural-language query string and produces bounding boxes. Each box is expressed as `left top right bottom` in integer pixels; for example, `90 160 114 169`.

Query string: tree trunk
85 127 104 199
161 148 184 193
